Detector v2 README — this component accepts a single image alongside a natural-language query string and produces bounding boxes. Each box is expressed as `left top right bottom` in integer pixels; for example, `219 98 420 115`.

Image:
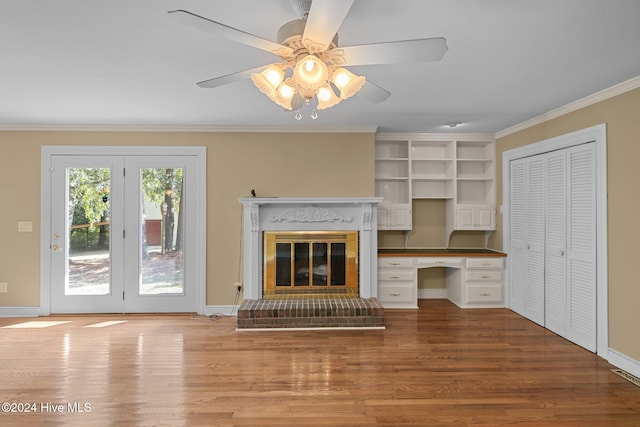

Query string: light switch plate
17 221 33 232
0 283 7 293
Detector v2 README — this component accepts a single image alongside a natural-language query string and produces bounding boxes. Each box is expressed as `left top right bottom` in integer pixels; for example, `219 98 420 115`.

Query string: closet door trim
501 124 608 358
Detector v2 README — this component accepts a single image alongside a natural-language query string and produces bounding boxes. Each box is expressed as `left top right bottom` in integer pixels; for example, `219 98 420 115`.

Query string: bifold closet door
508 158 527 317
565 143 596 352
508 156 545 326
544 150 567 337
508 142 596 352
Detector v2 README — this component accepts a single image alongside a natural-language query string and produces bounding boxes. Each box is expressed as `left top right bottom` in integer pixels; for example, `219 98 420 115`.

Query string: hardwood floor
1 299 639 426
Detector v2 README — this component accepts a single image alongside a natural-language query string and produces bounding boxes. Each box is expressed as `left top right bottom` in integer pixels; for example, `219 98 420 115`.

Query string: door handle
559 250 565 256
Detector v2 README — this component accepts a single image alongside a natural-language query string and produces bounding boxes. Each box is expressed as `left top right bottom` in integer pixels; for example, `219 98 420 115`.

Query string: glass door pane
50 155 124 314
294 242 310 286
139 167 184 295
312 243 328 286
66 167 112 295
330 243 346 286
122 155 199 313
275 242 292 287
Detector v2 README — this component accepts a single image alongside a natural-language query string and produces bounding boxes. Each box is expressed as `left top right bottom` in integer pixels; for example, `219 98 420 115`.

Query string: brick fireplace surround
236 197 384 329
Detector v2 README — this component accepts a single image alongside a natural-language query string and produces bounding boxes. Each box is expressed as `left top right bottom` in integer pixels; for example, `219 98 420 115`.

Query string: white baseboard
608 348 640 379
203 305 238 317
0 307 40 317
418 288 447 299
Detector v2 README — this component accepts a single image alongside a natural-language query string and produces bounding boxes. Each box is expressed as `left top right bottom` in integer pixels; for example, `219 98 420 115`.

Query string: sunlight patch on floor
2 321 71 329
83 320 127 328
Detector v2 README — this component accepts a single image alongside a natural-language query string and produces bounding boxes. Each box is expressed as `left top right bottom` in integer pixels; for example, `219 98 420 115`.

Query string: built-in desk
378 249 507 309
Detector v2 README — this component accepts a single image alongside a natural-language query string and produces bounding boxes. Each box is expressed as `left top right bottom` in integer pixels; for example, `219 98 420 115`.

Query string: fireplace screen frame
263 231 359 295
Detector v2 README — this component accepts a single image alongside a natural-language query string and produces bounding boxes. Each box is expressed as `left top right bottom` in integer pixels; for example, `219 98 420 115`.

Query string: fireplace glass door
264 231 358 295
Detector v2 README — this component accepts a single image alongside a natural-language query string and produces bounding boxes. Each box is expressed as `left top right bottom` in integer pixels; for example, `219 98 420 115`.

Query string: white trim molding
1 124 379 133
203 305 239 317
418 288 447 299
40 146 207 315
608 349 640 380
497 75 640 138
0 307 40 317
502 124 608 359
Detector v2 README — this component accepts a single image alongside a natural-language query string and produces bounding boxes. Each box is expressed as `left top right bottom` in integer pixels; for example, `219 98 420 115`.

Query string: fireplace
263 230 359 296
238 197 382 300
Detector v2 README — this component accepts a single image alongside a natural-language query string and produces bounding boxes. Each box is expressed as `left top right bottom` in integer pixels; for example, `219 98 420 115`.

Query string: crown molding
375 132 495 141
0 124 379 134
496 75 640 139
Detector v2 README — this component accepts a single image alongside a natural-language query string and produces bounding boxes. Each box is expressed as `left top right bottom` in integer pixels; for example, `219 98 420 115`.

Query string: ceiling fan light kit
250 51 366 115
169 0 447 120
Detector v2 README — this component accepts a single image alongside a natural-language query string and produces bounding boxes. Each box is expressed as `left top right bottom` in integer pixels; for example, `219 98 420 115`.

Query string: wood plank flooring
1 299 639 426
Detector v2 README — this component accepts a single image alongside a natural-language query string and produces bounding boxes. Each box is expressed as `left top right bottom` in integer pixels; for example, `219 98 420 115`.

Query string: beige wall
495 87 640 362
0 131 375 308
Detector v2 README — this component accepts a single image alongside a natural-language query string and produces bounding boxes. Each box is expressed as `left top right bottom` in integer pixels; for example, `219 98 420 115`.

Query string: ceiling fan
169 0 448 119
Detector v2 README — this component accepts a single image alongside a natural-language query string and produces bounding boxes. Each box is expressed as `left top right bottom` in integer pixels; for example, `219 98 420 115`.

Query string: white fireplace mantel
238 197 383 300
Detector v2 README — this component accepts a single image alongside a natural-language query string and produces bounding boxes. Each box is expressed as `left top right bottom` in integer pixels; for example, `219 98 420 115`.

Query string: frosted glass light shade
294 55 329 90
332 68 366 100
316 85 341 110
274 83 295 110
251 65 285 98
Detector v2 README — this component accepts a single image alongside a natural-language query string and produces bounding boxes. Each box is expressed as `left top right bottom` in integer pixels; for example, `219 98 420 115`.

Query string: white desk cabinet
377 257 417 309
378 253 505 309
448 257 504 308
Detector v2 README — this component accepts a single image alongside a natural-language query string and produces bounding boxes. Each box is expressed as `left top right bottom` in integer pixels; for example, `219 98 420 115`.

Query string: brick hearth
236 297 385 329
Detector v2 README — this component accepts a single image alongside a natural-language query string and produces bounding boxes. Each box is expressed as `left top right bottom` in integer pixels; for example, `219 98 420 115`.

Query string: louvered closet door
545 150 567 336
525 155 546 326
509 142 597 352
565 143 597 352
509 155 545 325
508 158 527 316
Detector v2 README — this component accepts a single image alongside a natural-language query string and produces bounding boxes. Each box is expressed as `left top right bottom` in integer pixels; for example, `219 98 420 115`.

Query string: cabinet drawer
416 257 463 268
378 257 415 268
378 270 415 281
465 270 503 282
465 285 503 303
378 284 414 303
465 258 503 269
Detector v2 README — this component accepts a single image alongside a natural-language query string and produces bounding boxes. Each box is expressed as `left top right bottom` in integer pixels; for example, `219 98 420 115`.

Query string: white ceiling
2 0 640 133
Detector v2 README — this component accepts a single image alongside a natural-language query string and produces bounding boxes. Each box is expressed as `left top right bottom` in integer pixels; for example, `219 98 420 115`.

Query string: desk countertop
378 248 506 257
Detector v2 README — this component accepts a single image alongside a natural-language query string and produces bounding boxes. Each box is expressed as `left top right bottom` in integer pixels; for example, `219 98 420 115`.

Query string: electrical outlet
234 282 242 292
0 282 7 293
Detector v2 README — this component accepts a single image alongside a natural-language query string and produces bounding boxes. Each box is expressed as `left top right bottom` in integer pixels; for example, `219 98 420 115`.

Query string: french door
48 152 202 313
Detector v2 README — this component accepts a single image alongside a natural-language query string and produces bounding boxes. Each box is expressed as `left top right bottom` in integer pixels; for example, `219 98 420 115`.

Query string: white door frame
501 124 608 358
40 146 207 315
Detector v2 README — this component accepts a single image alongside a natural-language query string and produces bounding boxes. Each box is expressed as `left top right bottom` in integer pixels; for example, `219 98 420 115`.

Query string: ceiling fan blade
168 10 293 57
357 80 391 104
302 0 355 51
339 38 448 66
196 65 267 89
